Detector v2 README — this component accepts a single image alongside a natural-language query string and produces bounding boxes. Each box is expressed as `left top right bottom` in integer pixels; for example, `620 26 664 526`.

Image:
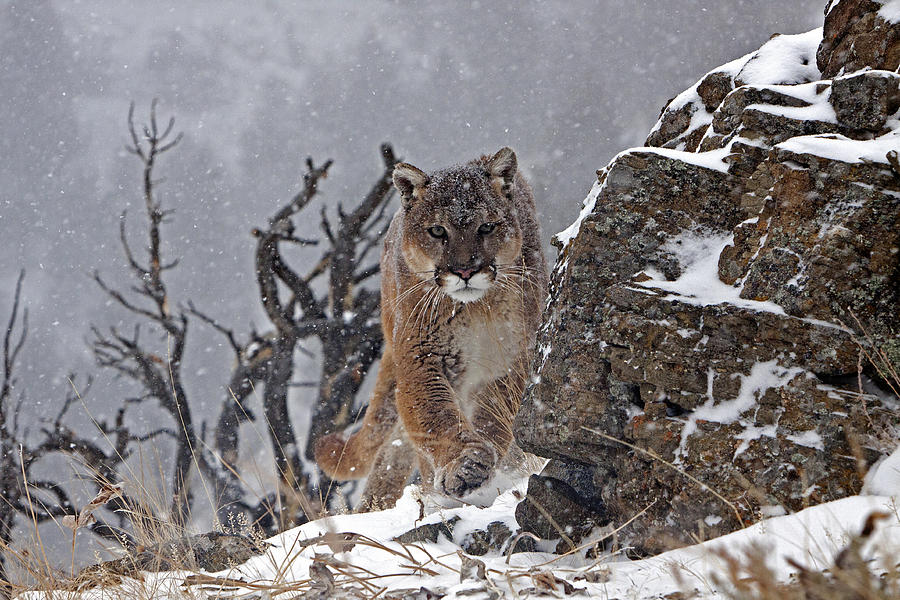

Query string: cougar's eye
427 225 447 239
478 222 496 235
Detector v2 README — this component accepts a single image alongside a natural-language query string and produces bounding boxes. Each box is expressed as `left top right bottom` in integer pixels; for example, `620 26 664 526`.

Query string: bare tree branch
304 144 397 470
92 100 205 521
185 301 241 356
352 263 381 285
270 158 333 227
2 270 27 409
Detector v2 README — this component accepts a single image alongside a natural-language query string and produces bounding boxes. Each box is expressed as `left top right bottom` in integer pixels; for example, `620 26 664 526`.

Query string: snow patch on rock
735 28 823 86
880 0 900 23
778 129 900 165
634 230 787 315
864 445 900 496
675 360 806 462
554 178 603 249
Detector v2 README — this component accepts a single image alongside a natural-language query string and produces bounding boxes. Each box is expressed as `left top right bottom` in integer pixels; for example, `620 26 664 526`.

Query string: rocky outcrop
516 0 900 555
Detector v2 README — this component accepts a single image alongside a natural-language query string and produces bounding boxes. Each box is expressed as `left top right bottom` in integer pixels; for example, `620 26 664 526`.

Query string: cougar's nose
450 265 479 281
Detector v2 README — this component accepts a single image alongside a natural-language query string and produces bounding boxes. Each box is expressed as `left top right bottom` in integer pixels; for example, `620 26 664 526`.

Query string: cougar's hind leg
357 421 416 512
314 345 397 479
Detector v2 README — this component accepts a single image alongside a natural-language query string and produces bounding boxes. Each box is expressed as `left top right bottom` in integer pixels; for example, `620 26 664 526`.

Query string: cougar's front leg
357 422 416 512
394 360 496 498
470 355 529 460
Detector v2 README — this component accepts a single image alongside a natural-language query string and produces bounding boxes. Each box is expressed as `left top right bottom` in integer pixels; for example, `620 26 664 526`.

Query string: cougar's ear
487 147 517 197
393 162 429 209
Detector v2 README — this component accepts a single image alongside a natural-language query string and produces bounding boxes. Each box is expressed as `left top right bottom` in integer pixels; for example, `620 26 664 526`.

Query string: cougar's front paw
438 443 497 498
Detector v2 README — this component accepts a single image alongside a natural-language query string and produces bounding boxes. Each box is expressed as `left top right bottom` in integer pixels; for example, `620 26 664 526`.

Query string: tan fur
315 148 548 509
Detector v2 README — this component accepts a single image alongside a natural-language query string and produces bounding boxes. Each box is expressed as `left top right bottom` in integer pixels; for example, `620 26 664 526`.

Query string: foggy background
1 0 824 536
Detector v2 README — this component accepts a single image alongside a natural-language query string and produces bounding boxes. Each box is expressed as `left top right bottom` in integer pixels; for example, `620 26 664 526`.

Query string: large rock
516 3 900 555
515 149 744 464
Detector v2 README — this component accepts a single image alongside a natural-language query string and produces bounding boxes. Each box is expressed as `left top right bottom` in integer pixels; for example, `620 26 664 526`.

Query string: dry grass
1 465 190 598
0 388 310 599
698 511 900 600
845 313 900 456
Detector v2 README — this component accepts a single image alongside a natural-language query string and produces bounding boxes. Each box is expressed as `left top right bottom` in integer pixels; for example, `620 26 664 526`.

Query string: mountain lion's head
392 148 525 303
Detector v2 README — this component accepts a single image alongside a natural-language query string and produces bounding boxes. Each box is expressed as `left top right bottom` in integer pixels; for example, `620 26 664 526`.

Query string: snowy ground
24 451 900 599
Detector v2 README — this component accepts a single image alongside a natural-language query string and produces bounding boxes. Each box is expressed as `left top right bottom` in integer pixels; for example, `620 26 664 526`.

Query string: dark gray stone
395 517 459 545
830 70 900 131
515 471 605 552
459 521 513 557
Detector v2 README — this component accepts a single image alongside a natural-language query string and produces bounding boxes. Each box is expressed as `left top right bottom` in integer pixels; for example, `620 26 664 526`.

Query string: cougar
315 147 548 510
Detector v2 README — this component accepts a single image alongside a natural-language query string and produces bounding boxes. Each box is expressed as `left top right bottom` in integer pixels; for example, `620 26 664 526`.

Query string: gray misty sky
1 0 824 510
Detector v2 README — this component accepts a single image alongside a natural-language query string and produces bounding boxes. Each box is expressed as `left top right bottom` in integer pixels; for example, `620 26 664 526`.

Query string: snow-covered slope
26 480 899 599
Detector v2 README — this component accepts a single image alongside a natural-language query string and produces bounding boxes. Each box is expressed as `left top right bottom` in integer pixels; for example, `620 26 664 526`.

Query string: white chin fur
447 287 487 303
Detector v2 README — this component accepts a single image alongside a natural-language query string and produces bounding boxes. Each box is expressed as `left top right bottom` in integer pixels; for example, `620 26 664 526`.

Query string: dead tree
89 101 237 524
209 144 397 524
309 144 397 460
0 101 397 586
86 101 397 531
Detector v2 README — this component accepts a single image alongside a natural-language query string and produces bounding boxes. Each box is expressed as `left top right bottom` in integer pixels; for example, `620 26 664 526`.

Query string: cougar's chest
450 304 524 415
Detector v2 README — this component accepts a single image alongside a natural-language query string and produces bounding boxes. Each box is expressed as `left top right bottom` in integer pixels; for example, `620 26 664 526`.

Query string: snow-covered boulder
517 0 899 555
